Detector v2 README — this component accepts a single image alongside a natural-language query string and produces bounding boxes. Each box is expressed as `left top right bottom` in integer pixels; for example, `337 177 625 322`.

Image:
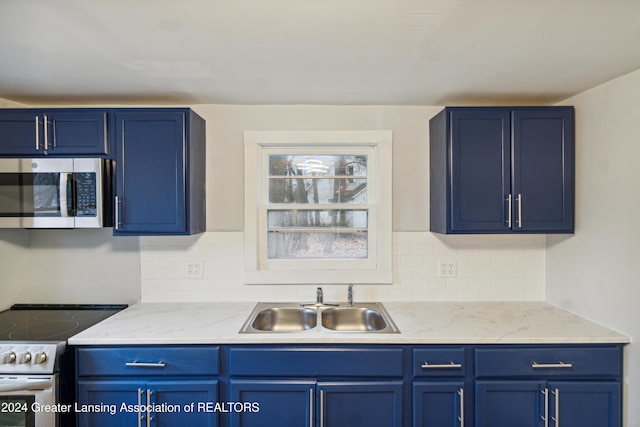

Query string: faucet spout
316 287 323 304
347 284 353 307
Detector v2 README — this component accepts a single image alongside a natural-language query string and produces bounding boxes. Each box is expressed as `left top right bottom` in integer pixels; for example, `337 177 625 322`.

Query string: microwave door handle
68 173 78 217
59 173 70 218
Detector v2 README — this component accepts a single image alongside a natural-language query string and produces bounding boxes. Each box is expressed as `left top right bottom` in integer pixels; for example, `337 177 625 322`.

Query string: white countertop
68 301 630 345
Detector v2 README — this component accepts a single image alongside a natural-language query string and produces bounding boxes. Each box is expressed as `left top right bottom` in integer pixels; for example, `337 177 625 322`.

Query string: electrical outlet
184 260 204 279
438 261 457 278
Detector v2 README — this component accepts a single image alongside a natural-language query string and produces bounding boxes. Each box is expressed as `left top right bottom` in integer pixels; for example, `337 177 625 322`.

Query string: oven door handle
0 378 54 392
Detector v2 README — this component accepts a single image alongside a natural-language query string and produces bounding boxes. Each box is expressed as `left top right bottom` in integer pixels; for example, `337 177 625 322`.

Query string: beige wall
0 230 28 310
550 68 640 426
25 229 140 305
190 104 440 232
0 98 25 107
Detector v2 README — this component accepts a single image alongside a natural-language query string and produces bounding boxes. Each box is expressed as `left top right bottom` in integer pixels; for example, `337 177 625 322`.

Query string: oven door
0 375 56 427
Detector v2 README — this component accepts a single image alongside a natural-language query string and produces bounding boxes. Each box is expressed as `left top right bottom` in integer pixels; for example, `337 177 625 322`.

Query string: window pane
267 231 368 259
268 209 368 229
268 155 367 204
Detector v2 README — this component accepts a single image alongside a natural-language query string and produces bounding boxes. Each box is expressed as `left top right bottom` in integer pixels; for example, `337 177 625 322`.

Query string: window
244 131 392 284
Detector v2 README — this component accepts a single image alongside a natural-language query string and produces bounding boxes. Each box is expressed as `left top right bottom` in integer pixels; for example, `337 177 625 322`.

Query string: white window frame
244 130 392 284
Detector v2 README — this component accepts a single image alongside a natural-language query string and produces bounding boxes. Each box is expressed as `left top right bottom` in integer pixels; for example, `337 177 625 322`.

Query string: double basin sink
240 302 399 334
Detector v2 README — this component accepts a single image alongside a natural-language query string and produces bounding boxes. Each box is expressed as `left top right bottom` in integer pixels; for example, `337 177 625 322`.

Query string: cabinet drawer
77 346 220 377
413 348 466 377
229 347 403 377
475 346 620 378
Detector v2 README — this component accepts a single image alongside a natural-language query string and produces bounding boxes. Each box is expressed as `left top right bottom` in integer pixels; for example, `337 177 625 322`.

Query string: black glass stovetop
0 304 127 341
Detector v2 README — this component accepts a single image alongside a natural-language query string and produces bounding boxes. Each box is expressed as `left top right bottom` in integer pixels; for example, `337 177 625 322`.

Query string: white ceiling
1 0 639 106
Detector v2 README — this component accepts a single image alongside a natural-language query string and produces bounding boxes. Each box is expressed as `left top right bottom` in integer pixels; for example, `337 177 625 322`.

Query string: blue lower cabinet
77 344 623 427
151 380 218 427
229 380 314 427
549 382 621 427
77 379 218 427
320 381 403 427
475 381 621 427
77 380 145 427
413 381 466 427
76 380 218 427
475 381 545 427
229 380 402 427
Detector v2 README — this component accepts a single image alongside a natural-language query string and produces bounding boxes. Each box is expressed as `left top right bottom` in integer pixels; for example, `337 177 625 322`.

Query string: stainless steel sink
250 306 318 331
240 302 399 333
321 307 388 331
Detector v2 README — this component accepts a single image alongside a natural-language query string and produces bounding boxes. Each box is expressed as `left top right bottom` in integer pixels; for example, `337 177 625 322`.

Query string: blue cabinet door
77 379 218 427
413 381 465 427
512 109 574 232
0 110 108 156
476 380 619 427
151 380 218 427
320 381 403 427
449 108 512 232
430 106 574 234
77 379 146 427
475 380 546 427
549 382 620 427
45 111 108 155
229 380 314 427
0 111 40 155
114 111 187 234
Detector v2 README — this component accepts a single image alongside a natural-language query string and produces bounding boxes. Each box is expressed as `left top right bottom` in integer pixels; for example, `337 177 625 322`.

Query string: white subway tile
140 231 545 304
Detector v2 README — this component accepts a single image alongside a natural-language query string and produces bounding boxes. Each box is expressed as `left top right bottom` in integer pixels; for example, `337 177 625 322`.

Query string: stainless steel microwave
0 158 112 228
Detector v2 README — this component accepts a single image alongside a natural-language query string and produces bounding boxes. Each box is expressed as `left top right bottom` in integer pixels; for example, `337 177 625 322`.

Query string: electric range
0 304 127 427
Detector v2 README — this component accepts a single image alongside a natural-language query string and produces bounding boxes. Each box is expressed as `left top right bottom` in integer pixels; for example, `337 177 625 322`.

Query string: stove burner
0 320 16 335
9 319 81 340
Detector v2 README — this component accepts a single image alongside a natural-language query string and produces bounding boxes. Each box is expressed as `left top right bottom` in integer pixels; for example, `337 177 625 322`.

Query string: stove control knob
33 351 48 365
2 351 16 364
18 352 32 364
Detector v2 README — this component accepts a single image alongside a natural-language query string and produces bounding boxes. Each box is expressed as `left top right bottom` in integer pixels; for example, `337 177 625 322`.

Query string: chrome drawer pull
531 361 573 369
421 361 463 369
126 361 166 368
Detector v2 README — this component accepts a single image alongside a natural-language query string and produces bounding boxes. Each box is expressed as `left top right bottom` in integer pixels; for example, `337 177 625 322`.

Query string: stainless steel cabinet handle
320 389 324 427
542 388 549 427
43 115 49 152
137 388 144 427
125 361 166 368
35 116 40 150
458 388 464 427
552 388 560 427
115 196 122 230
309 388 314 427
506 194 512 228
531 362 573 369
421 362 463 369
517 193 523 228
147 389 153 427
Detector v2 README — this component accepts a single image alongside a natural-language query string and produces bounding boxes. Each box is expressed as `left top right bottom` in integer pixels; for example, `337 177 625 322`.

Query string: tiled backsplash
140 232 544 303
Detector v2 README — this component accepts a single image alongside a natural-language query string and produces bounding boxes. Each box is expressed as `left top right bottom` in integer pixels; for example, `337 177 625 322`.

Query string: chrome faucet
301 286 338 307
347 284 353 307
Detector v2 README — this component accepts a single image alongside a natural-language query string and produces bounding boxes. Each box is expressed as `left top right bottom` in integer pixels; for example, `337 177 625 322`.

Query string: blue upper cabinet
0 109 109 156
113 109 206 235
430 106 574 234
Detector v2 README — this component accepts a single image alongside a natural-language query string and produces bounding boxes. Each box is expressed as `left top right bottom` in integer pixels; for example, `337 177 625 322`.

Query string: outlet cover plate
185 260 204 279
438 261 457 278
